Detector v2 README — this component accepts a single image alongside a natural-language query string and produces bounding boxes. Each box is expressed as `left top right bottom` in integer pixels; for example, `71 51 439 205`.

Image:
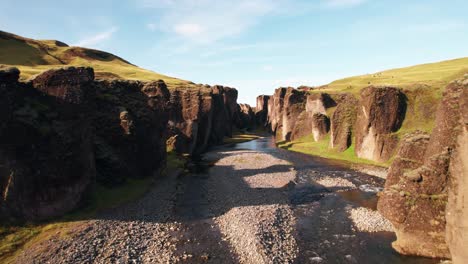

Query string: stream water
229 136 440 264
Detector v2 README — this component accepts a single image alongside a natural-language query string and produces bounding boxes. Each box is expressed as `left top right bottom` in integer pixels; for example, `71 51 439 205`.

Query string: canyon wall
263 86 407 160
378 76 467 262
259 77 467 261
0 67 240 220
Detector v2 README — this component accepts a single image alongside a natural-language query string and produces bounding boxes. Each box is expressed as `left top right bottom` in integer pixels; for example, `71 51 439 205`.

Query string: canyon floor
14 137 441 264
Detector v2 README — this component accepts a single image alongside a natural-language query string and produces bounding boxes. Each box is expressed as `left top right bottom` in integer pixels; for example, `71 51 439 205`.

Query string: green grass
278 134 389 167
0 30 193 88
319 57 468 95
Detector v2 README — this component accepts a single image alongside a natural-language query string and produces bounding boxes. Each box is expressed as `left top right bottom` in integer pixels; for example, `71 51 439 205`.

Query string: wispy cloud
404 21 466 33
138 0 282 43
147 23 158 31
323 0 367 8
73 27 118 47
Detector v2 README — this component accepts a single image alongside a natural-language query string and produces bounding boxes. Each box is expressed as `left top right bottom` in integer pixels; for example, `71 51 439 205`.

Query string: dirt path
14 137 440 264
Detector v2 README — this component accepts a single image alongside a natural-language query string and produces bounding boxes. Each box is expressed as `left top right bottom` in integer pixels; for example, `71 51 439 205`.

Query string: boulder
330 94 358 152
0 68 95 220
355 86 406 162
378 78 467 259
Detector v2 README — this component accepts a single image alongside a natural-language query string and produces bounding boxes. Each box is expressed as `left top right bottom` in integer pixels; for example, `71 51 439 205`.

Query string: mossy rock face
0 68 95 221
330 93 358 152
378 78 467 259
354 86 406 162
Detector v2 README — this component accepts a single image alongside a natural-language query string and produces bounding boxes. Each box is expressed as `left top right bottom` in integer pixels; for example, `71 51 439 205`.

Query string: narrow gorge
0 30 467 264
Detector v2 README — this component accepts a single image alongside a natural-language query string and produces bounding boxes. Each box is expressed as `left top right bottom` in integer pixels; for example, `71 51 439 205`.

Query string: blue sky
1 0 468 105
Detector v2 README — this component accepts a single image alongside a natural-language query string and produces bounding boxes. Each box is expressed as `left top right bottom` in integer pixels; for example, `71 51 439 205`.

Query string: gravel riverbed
13 137 439 264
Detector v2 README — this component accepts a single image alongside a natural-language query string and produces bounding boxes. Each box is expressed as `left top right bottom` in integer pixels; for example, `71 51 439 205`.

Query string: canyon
258 75 467 262
0 30 467 263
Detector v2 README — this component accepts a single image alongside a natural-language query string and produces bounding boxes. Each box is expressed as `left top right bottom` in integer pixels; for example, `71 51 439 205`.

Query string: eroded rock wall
255 95 270 127
0 67 171 220
378 78 467 259
267 88 288 136
167 85 239 155
93 80 169 185
235 103 255 130
330 94 358 152
355 87 406 162
282 88 307 141
0 67 95 220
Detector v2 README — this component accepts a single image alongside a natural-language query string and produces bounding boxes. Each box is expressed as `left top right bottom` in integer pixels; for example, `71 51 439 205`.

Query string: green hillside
0 30 192 88
319 57 468 95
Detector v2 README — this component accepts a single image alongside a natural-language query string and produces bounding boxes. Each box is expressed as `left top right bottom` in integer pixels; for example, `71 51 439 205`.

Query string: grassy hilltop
320 57 468 95
0 30 192 88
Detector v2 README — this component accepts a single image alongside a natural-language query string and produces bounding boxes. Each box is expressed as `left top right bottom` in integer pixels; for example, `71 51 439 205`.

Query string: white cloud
324 0 367 8
137 0 282 43
147 23 158 31
73 27 118 47
262 65 274 71
174 23 204 37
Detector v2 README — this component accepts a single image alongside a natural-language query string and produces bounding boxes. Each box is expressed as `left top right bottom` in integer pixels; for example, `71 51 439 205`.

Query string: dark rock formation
167 85 239 155
378 78 467 259
235 103 255 130
267 88 287 136
306 93 335 115
281 88 306 141
209 85 238 146
93 80 169 186
0 67 95 220
32 67 95 104
289 93 334 141
311 113 330 142
330 94 358 152
255 95 270 127
354 87 406 162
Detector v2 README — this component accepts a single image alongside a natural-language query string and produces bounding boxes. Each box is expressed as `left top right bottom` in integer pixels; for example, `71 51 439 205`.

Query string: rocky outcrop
354 87 406 162
330 94 358 152
311 113 330 142
0 67 95 220
93 80 169 185
255 95 270 127
281 88 307 141
378 78 467 259
267 88 287 136
289 93 334 141
167 85 238 155
445 77 467 264
235 103 255 130
306 93 335 115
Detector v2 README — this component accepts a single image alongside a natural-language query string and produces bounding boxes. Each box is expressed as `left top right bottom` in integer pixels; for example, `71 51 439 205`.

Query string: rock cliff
255 95 270 127
378 77 467 261
0 67 240 220
354 87 406 162
167 85 239 155
0 67 95 220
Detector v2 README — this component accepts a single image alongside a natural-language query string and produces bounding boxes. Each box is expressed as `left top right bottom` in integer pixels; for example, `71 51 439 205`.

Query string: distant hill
0 30 192 88
319 57 468 95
